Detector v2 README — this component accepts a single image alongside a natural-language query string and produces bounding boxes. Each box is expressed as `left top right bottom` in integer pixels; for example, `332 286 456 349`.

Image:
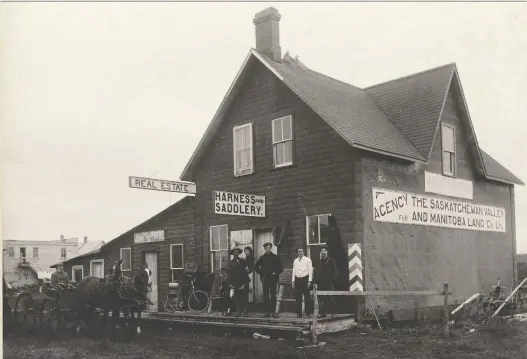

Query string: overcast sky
2 3 526 253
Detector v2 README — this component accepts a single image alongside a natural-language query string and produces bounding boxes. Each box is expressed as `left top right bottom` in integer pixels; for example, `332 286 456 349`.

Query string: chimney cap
253 7 281 25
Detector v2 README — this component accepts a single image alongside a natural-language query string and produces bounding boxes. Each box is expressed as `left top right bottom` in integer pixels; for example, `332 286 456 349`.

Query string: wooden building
177 7 523 314
61 196 195 312
63 7 523 318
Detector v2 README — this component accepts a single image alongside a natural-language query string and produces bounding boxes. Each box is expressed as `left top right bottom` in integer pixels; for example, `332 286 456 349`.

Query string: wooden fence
309 282 452 344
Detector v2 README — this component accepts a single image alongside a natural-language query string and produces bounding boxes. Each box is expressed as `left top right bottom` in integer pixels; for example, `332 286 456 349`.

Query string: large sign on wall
134 230 165 244
372 188 506 233
425 171 473 200
214 191 265 217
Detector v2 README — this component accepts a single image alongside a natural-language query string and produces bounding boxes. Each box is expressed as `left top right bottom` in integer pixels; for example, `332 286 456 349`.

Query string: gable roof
180 49 523 186
59 196 195 266
99 196 194 251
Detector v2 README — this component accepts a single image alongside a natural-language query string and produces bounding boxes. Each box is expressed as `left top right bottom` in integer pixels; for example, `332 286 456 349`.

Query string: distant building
2 235 101 287
518 253 527 281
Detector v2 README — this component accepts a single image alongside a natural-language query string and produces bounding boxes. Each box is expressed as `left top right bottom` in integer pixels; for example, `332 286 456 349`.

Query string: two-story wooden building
177 7 523 314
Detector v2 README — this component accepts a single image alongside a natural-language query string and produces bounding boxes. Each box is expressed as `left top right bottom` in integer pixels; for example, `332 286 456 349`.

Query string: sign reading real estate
372 187 506 233
129 176 196 195
134 230 165 244
214 191 265 217
425 171 473 200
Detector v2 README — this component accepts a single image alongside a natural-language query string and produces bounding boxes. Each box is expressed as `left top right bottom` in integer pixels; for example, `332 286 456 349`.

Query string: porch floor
143 311 356 337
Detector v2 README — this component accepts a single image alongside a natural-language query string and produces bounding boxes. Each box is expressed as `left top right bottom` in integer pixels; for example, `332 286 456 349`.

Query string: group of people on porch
221 242 338 318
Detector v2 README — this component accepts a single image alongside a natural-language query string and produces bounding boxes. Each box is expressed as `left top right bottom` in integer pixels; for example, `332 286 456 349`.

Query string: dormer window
233 123 254 176
441 124 456 176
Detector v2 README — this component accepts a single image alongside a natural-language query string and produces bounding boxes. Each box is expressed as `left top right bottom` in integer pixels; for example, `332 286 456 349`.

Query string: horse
73 259 152 338
108 259 153 335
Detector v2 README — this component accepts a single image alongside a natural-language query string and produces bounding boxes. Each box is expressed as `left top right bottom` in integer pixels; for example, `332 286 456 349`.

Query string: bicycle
164 273 210 313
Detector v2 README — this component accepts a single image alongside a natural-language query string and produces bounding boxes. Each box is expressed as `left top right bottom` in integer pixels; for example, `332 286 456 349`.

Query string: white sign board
134 230 165 244
129 176 196 195
372 187 506 233
214 191 265 217
425 171 473 200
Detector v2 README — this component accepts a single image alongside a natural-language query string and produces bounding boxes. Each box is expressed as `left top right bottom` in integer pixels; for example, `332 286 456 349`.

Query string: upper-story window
272 115 293 168
233 123 254 176
33 247 39 258
60 247 67 259
441 124 456 176
7 247 14 257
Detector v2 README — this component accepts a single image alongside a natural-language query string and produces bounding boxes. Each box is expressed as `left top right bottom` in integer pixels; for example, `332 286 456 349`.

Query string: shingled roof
180 49 523 186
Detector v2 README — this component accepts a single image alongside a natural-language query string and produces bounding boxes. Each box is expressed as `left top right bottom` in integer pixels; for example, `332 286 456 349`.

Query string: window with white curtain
210 225 229 272
233 123 254 176
272 116 293 168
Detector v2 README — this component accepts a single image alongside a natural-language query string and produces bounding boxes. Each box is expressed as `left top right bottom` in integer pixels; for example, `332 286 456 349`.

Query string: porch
143 311 356 340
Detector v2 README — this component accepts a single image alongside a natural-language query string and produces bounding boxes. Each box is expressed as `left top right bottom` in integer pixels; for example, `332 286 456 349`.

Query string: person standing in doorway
313 244 338 318
226 248 248 317
254 242 283 318
292 247 313 318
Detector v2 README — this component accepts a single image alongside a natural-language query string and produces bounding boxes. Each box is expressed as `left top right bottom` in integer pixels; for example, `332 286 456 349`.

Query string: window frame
441 124 456 177
170 244 184 270
120 247 132 271
20 247 27 259
233 122 254 177
8 247 14 257
33 247 39 258
60 247 67 260
210 224 229 272
272 115 294 168
90 259 105 278
305 213 332 258
72 265 84 281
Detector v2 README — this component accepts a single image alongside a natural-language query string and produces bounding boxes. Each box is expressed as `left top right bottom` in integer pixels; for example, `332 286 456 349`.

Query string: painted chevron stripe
348 243 363 292
348 244 362 255
349 257 362 268
349 281 363 292
348 276 363 286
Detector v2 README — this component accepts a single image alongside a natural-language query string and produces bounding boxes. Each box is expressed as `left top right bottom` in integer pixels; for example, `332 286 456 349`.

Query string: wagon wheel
40 299 62 333
14 293 37 331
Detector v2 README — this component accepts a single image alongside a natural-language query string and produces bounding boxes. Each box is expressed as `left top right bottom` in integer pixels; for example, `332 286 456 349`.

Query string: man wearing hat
313 244 338 318
50 262 70 289
254 242 283 318
226 247 249 317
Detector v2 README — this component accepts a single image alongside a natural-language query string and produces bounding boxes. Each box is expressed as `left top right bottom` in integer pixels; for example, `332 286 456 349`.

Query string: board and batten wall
361 87 515 312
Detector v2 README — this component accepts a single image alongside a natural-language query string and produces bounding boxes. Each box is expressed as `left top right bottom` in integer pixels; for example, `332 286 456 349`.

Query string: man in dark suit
254 242 283 318
313 244 338 318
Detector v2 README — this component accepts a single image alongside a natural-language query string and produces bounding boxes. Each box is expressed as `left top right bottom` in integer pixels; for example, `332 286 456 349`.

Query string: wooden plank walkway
143 311 356 337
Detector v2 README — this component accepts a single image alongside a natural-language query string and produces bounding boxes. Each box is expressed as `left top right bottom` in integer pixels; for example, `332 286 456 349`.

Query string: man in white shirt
292 248 313 318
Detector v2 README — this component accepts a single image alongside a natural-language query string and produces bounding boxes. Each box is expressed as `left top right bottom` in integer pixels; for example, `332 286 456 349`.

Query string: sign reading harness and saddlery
134 230 165 244
214 190 265 217
372 188 506 233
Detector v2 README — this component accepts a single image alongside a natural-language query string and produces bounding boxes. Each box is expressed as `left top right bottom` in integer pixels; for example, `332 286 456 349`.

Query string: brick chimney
253 7 282 62
84 236 88 244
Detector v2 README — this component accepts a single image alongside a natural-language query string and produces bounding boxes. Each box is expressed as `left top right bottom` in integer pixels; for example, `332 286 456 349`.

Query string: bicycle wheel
164 291 184 312
187 290 209 313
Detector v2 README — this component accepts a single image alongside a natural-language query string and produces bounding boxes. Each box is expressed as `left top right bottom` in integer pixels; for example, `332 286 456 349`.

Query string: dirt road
4 321 527 359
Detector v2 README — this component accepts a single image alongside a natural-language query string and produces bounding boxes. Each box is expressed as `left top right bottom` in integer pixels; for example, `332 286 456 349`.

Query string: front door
253 231 276 304
144 252 158 312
